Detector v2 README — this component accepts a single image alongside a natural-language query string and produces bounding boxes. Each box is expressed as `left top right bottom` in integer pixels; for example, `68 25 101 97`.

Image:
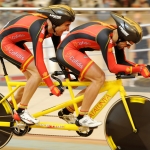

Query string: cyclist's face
117 41 134 49
112 29 134 49
54 21 72 36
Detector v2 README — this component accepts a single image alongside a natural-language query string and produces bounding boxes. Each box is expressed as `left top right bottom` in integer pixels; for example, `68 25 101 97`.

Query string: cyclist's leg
66 80 87 111
19 60 42 106
73 62 104 127
79 63 105 112
7 44 34 105
57 47 104 127
10 72 32 104
62 64 104 127
14 60 42 124
12 61 41 124
0 42 41 124
10 56 37 104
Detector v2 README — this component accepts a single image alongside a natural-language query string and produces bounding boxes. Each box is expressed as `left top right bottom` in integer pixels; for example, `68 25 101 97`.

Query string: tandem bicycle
0 56 150 150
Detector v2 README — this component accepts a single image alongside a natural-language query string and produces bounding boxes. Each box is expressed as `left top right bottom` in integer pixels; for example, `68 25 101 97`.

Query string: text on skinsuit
89 94 112 118
66 52 83 69
11 34 25 40
73 41 91 48
78 41 91 46
4 46 24 60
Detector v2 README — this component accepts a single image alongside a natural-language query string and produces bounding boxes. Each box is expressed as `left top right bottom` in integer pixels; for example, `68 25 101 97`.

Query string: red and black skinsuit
56 21 139 80
0 13 60 87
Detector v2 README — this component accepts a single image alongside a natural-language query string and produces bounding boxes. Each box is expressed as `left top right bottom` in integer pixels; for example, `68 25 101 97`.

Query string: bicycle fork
119 86 137 133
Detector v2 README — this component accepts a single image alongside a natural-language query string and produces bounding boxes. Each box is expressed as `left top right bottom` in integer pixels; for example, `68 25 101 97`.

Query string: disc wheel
0 93 13 149
105 95 150 150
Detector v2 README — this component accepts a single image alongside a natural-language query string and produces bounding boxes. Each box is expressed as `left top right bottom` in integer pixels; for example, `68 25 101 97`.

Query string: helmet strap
116 39 121 44
116 38 124 44
52 24 56 33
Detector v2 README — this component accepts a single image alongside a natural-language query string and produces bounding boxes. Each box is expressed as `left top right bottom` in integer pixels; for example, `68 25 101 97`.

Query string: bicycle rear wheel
0 93 13 149
105 95 150 150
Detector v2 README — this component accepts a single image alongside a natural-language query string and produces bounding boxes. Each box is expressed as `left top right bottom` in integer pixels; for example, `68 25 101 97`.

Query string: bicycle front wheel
105 95 150 150
0 93 13 149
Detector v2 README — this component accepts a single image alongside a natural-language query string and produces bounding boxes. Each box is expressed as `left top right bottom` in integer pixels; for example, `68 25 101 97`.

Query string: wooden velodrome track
3 134 110 150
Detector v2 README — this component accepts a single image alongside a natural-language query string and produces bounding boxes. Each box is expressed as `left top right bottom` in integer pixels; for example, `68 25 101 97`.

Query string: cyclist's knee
32 73 42 83
85 69 105 85
23 70 42 83
93 71 105 85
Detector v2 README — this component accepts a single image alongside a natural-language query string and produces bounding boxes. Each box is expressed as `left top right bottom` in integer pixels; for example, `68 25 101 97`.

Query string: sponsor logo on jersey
73 41 91 48
78 41 91 46
11 34 25 40
66 52 83 69
49 14 62 19
119 26 129 36
5 46 24 60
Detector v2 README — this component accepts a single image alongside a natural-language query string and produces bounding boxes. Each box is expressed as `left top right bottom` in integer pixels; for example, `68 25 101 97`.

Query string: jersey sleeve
97 29 140 75
107 45 135 74
29 20 54 87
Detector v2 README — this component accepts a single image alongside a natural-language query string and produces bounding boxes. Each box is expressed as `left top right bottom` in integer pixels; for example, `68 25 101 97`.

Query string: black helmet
37 5 75 29
111 12 142 43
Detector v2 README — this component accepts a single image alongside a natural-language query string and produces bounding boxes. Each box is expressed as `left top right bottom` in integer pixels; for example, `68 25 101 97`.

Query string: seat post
0 57 8 76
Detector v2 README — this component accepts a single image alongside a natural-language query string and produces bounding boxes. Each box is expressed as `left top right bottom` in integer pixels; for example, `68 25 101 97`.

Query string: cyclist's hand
50 85 64 96
140 65 150 78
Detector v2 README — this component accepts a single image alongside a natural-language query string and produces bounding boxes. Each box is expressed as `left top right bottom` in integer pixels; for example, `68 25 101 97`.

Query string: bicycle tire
105 95 150 150
0 93 13 149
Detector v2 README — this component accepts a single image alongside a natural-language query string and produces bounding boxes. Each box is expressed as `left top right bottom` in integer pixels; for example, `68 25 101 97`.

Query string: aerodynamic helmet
111 12 142 43
37 5 75 29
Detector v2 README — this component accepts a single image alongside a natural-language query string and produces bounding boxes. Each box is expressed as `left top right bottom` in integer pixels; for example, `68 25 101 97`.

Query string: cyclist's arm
97 30 141 74
29 20 54 87
114 46 136 66
106 45 141 74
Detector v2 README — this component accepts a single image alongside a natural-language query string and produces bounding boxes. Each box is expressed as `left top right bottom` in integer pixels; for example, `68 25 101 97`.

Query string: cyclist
56 12 150 128
0 5 75 125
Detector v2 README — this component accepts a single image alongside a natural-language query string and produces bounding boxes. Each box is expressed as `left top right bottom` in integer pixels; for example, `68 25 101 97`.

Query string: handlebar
116 72 140 79
50 71 78 96
51 71 78 84
51 71 64 86
51 71 140 85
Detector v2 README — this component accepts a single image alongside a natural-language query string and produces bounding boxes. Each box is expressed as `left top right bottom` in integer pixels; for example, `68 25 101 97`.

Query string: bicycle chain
27 115 80 138
27 133 80 137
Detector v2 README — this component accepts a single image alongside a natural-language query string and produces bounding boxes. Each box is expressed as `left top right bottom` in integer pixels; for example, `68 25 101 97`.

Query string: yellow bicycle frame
0 75 137 133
